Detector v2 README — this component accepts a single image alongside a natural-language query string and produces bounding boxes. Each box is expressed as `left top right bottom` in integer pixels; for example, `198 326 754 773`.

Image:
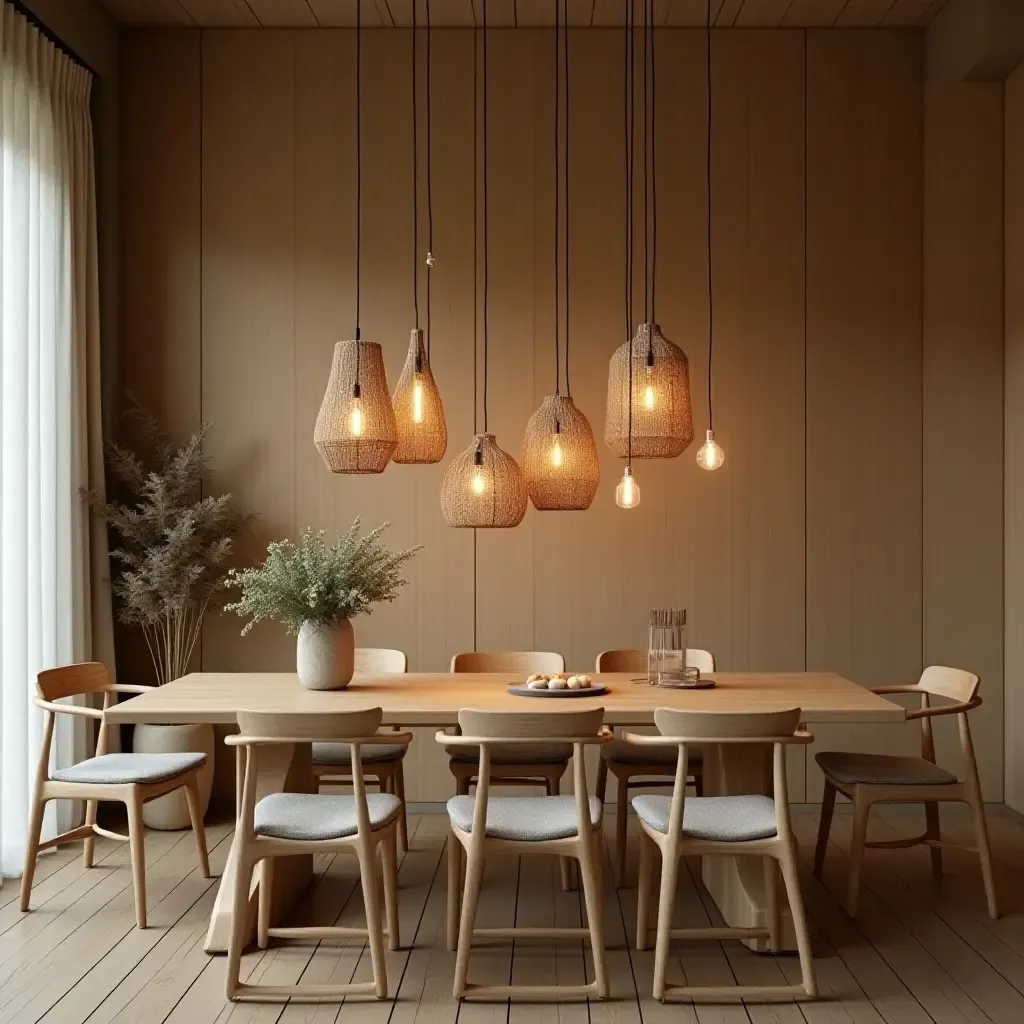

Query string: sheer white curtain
0 2 112 877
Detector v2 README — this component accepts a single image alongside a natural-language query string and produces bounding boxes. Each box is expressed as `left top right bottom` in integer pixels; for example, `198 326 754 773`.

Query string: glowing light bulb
550 434 564 468
471 470 486 495
696 429 725 471
412 377 424 424
349 400 364 438
643 367 655 410
615 466 640 509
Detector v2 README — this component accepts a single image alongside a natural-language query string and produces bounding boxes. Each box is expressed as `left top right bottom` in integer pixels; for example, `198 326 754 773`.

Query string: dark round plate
507 683 609 698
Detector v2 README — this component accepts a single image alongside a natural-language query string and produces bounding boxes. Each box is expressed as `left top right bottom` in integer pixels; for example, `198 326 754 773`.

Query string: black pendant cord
705 0 714 432
642 0 649 327
482 0 489 434
624 0 634 466
412 0 419 332
649 0 657 326
563 0 571 398
553 0 561 397
354 0 362 387
426 0 433 361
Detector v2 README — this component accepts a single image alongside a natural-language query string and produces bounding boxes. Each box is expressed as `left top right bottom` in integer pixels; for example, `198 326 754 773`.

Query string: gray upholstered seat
447 794 602 841
312 741 409 765
816 751 958 787
631 794 778 842
51 752 206 786
600 739 704 766
445 742 572 765
254 792 401 841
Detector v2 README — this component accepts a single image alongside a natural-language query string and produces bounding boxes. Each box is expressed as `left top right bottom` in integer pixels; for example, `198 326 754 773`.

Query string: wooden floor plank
0 840 102 913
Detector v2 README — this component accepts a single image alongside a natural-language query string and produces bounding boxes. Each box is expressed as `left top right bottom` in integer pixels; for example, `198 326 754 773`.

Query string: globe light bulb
696 428 724 471
412 376 424 424
615 466 640 509
550 434 564 468
349 399 364 438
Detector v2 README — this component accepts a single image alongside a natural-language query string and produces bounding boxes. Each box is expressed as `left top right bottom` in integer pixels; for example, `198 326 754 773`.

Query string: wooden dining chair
311 648 411 852
813 665 998 919
594 647 714 886
439 707 612 1001
19 662 211 929
628 707 816 1002
225 708 410 1002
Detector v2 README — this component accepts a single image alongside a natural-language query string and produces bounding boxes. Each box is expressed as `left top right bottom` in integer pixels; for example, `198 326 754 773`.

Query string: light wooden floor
3 803 1024 1023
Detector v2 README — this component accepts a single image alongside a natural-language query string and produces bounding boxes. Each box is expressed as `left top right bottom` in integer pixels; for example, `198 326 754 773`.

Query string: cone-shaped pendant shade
522 395 600 511
392 329 447 464
441 433 527 528
604 322 694 459
314 339 398 474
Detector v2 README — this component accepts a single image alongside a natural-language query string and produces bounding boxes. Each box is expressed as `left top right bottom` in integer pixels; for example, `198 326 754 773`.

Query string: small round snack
526 673 544 683
547 677 568 690
567 676 582 690
527 679 547 690
578 674 591 687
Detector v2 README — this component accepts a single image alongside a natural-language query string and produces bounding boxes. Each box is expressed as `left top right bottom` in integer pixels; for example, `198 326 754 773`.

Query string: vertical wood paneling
923 82 1003 798
805 30 924 798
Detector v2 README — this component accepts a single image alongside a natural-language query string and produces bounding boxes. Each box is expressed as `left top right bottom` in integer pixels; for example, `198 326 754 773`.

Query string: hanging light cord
482 0 489 433
553 0 561 396
563 0 571 397
412 0 419 331
625 0 633 466
650 0 657 325
426 0 433 361
354 0 362 388
642 0 649 326
705 0 713 431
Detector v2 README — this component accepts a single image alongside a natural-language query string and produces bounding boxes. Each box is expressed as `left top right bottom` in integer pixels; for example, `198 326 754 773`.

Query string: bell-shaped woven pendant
604 322 694 459
441 433 528 528
391 329 447 464
314 339 398 474
521 395 600 511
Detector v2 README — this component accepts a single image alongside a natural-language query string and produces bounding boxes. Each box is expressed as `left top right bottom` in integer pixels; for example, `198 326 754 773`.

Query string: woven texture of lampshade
441 433 527 528
391 329 447 464
521 395 600 511
314 339 397 474
604 322 694 459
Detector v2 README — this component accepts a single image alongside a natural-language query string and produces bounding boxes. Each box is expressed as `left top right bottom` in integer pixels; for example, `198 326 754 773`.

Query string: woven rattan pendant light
441 2 527 529
393 0 447 464
314 2 396 474
522 0 599 511
605 0 693 462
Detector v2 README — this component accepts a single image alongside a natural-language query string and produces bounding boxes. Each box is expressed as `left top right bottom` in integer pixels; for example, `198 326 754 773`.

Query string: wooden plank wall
118 27 1004 802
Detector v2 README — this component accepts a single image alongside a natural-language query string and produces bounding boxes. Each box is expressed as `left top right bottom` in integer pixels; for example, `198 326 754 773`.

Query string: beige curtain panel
0 1 114 876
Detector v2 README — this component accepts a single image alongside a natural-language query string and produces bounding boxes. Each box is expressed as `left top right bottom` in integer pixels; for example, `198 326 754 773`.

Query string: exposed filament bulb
471 447 486 495
642 352 656 409
412 376 424 424
550 423 563 468
349 388 364 437
696 428 725 471
615 466 641 509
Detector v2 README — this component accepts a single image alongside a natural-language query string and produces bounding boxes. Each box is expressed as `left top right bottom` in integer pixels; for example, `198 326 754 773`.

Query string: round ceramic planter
134 722 216 830
297 618 355 690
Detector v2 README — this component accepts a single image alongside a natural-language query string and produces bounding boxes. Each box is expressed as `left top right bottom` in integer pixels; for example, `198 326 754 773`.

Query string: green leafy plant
225 520 422 636
86 406 247 685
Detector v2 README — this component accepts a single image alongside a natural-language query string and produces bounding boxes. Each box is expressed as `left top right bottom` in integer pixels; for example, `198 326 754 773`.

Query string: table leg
701 743 797 952
204 742 314 953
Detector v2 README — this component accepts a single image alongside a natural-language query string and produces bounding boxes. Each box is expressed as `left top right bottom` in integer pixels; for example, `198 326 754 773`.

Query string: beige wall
119 27 1005 802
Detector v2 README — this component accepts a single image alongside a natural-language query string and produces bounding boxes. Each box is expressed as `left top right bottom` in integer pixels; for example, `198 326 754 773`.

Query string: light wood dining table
106 670 904 954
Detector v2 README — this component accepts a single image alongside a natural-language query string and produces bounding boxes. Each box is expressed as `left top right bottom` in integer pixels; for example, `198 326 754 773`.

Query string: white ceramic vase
133 722 216 830
297 618 355 690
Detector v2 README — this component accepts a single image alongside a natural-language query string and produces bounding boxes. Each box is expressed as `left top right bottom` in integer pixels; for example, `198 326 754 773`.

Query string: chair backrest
450 651 565 675
917 665 979 704
355 648 407 674
910 666 981 774
36 662 112 702
595 648 715 674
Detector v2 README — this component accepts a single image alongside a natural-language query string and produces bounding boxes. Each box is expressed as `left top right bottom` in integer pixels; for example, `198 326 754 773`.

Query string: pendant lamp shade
392 329 447 464
441 433 527 529
522 395 599 511
605 322 694 459
314 339 398 474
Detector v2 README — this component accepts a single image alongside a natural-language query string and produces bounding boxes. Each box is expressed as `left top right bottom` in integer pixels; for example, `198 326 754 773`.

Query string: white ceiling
98 0 948 29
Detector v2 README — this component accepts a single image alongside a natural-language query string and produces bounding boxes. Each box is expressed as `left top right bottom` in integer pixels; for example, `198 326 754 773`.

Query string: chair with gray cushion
594 648 714 886
813 666 998 920
311 648 411 852
225 708 411 1003
19 663 211 930
626 707 816 1002
439 707 612 1001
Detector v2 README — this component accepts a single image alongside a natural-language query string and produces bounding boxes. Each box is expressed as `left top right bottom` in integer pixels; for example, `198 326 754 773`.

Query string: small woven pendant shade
522 395 600 511
604 322 694 459
441 433 527 528
392 329 447 464
314 339 398 474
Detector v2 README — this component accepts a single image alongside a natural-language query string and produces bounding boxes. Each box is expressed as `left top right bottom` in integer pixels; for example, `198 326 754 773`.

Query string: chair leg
553 771 574 892
924 800 943 882
764 856 780 954
967 793 999 918
652 841 680 1001
82 799 99 868
814 781 836 878
453 844 486 999
225 848 254 999
382 830 400 951
845 790 871 918
446 827 462 952
395 765 409 854
126 795 148 929
615 770 629 888
19 792 47 912
357 841 389 999
257 857 273 949
596 757 608 805
580 829 609 999
183 779 211 878
636 830 654 951
779 843 817 998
